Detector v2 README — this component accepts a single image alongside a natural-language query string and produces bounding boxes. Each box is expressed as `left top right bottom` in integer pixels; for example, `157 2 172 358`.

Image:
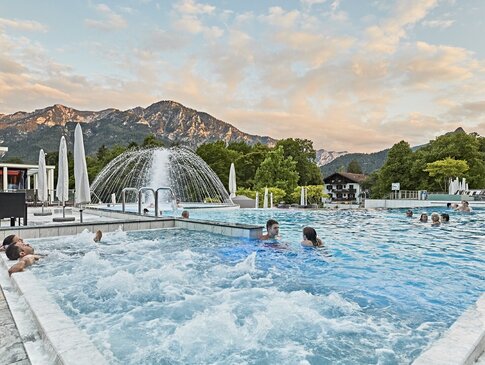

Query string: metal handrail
121 188 138 213
138 187 156 215
155 187 177 216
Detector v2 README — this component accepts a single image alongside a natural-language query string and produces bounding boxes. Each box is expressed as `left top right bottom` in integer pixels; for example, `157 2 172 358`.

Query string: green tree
372 141 414 198
410 130 485 190
254 146 299 197
275 138 322 186
424 157 469 191
347 160 363 174
196 141 241 188
234 151 269 188
290 185 327 205
142 134 164 148
228 141 252 155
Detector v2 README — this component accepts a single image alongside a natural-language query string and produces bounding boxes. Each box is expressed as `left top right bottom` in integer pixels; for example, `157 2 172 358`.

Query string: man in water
259 219 280 240
405 209 413 217
181 210 190 219
5 230 102 276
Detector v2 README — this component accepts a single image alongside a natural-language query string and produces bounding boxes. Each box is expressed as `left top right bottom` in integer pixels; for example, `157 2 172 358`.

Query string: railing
122 187 177 216
388 190 420 200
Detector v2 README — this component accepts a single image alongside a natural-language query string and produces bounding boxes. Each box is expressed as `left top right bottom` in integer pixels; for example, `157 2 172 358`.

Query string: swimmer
181 210 189 219
440 213 450 223
259 219 279 240
430 212 440 227
301 226 323 247
405 209 413 217
419 212 428 223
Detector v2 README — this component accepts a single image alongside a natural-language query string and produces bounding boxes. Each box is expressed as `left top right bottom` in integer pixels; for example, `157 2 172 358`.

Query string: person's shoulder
259 234 269 240
301 240 313 247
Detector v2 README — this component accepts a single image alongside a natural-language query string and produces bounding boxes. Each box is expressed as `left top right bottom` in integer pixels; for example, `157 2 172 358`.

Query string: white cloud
422 19 455 28
0 18 47 32
174 0 215 15
85 4 127 31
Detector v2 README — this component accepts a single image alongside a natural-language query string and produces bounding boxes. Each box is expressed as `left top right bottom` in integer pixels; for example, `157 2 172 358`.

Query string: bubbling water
91 147 232 204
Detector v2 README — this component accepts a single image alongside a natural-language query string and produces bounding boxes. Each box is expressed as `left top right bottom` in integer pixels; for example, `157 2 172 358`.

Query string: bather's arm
8 255 41 276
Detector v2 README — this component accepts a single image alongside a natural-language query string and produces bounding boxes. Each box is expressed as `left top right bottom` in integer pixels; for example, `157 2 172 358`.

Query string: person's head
431 212 440 223
266 219 279 238
462 201 469 207
143 208 149 214
420 212 428 222
2 234 20 247
446 203 452 208
441 213 450 222
302 226 318 245
181 210 189 219
6 241 34 260
406 210 413 217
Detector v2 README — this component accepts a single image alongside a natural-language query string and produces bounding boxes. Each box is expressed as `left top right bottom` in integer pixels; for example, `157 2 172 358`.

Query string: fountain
91 147 234 207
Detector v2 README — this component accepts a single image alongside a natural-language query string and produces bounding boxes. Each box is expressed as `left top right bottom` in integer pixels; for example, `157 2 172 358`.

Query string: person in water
6 230 102 276
181 210 190 219
405 209 413 217
441 213 450 223
301 226 323 247
259 219 279 240
419 212 428 223
430 212 441 227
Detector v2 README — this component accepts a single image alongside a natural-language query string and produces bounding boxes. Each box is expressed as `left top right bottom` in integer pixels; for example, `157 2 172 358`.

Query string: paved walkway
0 286 31 364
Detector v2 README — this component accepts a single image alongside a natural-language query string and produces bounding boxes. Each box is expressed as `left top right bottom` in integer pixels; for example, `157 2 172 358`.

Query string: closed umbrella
74 123 91 222
263 187 269 209
300 186 305 206
34 149 52 216
54 136 75 221
228 162 237 198
255 192 259 209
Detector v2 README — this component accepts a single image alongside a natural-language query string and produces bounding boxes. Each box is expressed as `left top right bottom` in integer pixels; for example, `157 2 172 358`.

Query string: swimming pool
31 208 485 364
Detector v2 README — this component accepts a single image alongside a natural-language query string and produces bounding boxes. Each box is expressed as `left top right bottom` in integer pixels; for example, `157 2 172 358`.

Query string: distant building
0 162 56 202
324 172 367 204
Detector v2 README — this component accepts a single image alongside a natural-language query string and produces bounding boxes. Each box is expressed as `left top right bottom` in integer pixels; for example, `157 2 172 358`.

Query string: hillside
0 101 276 163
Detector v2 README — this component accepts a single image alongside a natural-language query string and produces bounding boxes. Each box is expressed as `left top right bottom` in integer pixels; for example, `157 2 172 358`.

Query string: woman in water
301 226 323 247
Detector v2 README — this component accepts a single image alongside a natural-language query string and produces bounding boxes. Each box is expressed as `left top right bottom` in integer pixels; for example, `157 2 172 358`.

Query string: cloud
0 18 47 32
174 0 215 15
85 4 127 31
260 7 301 28
422 19 455 28
364 0 438 54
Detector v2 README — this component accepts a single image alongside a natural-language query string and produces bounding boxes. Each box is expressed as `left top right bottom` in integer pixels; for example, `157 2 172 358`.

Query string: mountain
315 149 348 167
320 149 390 177
0 101 276 163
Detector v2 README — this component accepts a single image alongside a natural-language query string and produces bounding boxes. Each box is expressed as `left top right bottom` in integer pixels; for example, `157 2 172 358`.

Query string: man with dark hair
181 210 189 219
259 219 280 240
1 234 21 250
441 213 450 222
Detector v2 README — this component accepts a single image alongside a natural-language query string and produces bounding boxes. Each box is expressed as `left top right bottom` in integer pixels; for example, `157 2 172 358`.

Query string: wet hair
303 227 319 246
446 203 452 208
181 210 189 218
266 219 279 230
441 213 450 222
2 234 16 247
6 243 21 260
431 212 440 222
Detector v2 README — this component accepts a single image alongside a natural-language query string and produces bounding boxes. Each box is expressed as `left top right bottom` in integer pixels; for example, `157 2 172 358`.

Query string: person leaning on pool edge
259 219 279 240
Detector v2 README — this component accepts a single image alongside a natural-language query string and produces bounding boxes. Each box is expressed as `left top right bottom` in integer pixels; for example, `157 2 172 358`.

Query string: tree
347 160 363 174
234 151 268 188
254 146 299 198
424 157 469 191
372 141 414 198
275 138 322 186
142 134 164 148
196 141 241 188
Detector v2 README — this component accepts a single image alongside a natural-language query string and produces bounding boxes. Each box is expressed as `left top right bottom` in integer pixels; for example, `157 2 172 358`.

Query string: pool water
31 208 485 364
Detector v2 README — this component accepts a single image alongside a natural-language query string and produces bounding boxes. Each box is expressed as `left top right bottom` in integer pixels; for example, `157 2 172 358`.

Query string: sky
0 0 484 152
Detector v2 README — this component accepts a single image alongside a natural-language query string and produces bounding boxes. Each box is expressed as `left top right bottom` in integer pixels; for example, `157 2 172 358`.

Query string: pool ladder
121 187 177 217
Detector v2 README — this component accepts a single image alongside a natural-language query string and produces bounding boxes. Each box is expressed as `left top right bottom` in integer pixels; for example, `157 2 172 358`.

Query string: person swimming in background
181 210 189 219
405 209 413 217
419 212 428 223
441 213 450 223
259 219 280 240
455 200 472 212
301 227 323 247
430 212 441 227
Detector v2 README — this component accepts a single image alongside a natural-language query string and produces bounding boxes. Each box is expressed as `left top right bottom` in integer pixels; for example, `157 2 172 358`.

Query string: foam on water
29 208 485 364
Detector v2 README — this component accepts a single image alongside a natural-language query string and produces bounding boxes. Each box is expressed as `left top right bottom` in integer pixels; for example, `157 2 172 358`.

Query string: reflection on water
31 208 485 365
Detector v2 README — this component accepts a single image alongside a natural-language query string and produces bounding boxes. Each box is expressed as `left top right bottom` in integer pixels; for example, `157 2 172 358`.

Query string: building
0 162 56 202
324 172 367 204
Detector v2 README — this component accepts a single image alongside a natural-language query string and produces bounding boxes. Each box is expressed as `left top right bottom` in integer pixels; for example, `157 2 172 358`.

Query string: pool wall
412 293 485 365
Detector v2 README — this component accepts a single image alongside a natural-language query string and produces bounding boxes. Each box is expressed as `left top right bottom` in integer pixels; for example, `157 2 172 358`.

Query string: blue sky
0 0 484 152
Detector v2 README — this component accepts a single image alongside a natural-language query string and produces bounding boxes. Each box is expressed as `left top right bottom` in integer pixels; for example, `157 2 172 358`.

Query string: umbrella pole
62 201 66 218
79 204 83 223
